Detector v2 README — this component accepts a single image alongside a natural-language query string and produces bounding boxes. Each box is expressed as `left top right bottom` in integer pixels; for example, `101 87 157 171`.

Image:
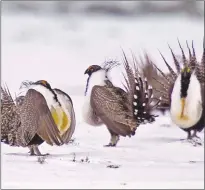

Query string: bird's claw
104 143 116 147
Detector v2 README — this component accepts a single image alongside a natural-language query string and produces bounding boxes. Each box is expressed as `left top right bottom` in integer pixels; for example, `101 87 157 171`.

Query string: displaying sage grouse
140 41 205 145
82 59 161 147
1 80 76 155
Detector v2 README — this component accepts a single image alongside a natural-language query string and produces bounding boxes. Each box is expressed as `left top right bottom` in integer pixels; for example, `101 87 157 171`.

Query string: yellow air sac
51 106 71 135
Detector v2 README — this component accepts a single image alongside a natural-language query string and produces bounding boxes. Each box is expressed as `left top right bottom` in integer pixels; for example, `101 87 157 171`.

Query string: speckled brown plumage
1 85 64 156
1 86 21 145
84 58 160 146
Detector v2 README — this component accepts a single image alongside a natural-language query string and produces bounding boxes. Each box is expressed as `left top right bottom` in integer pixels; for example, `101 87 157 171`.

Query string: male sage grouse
82 58 161 147
140 40 205 145
1 80 76 155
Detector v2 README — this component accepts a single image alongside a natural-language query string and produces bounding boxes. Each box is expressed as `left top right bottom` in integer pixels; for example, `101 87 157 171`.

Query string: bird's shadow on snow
5 152 30 157
119 137 182 148
143 137 182 143
4 151 92 159
4 152 74 158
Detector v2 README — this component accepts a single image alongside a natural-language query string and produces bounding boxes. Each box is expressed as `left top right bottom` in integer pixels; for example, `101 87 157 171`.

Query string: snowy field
1 12 204 189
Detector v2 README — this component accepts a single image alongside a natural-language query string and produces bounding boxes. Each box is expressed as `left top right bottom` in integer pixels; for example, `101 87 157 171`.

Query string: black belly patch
28 134 44 146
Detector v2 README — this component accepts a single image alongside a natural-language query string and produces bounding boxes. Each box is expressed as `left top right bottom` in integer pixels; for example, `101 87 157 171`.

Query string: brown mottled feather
17 89 63 147
1 85 21 145
91 84 136 137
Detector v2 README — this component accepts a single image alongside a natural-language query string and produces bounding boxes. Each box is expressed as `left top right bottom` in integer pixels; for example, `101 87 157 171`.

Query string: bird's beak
84 68 89 75
84 67 92 75
180 98 186 118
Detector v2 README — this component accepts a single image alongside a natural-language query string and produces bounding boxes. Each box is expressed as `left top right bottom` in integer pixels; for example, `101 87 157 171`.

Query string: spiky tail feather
121 51 161 124
138 53 172 114
132 74 160 124
1 84 20 146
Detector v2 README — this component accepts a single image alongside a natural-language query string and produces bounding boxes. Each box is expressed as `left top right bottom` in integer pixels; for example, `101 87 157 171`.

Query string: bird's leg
191 130 200 139
187 131 192 140
33 146 49 156
190 130 203 146
104 128 120 147
28 145 36 156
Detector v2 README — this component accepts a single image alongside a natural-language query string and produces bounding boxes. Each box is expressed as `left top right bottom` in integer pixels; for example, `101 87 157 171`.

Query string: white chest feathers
170 73 203 129
82 70 106 126
29 84 60 109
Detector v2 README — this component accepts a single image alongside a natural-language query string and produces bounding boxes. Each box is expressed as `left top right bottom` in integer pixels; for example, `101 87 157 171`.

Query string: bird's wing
195 63 205 83
200 82 205 129
90 85 137 136
18 89 63 146
201 82 205 107
53 88 76 144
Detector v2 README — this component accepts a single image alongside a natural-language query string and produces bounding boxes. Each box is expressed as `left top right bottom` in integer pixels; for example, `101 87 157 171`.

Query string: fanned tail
132 74 160 124
1 84 15 106
139 53 173 114
121 50 136 113
1 84 20 146
121 51 161 125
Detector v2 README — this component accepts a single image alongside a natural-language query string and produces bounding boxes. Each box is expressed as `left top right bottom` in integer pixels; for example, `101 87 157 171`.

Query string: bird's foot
104 135 119 147
192 137 203 146
104 143 116 147
28 149 37 156
180 137 203 146
29 152 37 156
187 137 203 147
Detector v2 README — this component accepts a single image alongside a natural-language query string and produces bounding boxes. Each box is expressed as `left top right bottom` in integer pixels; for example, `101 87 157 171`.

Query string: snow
2 105 204 189
1 13 204 189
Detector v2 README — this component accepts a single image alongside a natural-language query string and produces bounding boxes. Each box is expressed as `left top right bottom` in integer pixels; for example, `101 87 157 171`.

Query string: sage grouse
140 41 205 144
82 59 160 147
1 80 76 155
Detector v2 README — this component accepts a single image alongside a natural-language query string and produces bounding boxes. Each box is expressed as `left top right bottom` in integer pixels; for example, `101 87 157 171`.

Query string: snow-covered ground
1 13 204 189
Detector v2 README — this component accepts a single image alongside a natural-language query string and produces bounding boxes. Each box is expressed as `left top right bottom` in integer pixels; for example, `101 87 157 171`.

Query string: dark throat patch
180 73 191 98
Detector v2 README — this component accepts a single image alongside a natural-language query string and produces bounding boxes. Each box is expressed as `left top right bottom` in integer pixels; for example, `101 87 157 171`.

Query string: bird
140 40 205 145
20 80 76 143
82 58 161 147
1 80 76 155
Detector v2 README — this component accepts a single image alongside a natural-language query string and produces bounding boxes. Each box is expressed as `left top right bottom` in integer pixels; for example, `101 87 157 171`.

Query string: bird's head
84 65 102 76
34 80 52 90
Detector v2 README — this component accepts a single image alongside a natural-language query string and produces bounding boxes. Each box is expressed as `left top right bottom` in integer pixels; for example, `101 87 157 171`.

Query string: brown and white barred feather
121 51 161 124
132 75 160 124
